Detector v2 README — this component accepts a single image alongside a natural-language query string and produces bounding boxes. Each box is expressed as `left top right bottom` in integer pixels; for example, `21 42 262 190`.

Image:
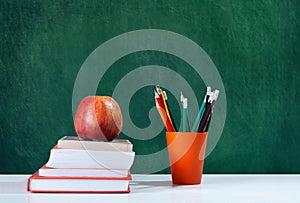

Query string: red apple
74 96 123 141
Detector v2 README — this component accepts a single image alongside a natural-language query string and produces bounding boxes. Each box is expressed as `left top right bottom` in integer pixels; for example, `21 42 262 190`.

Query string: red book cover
27 171 131 193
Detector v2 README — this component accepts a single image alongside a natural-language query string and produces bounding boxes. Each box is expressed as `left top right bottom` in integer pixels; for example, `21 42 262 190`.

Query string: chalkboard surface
1 0 299 174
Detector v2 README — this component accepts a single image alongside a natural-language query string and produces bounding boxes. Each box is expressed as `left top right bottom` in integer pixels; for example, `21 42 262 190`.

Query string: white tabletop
0 174 300 203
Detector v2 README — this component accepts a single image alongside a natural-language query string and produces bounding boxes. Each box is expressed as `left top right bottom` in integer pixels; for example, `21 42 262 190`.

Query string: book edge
27 171 131 193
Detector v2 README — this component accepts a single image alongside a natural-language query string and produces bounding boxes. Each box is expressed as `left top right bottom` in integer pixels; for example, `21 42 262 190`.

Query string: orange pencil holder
166 132 208 185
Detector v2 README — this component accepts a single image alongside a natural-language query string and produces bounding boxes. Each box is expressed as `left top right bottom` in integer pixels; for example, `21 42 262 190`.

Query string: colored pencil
197 90 219 132
192 86 211 132
181 92 188 132
154 90 174 132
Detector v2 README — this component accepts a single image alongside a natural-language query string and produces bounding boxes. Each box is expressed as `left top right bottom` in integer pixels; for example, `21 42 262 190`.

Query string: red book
27 171 131 193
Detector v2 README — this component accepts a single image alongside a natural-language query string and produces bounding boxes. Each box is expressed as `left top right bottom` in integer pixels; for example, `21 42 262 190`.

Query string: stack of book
27 136 135 193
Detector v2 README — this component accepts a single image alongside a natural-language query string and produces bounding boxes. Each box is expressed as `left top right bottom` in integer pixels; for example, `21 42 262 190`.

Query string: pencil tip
180 92 184 102
207 86 211 94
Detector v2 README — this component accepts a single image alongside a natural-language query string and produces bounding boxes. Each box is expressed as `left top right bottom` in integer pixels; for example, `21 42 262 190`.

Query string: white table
0 174 299 203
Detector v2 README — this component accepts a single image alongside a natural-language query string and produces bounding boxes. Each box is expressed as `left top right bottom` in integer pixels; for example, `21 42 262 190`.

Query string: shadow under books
130 179 173 192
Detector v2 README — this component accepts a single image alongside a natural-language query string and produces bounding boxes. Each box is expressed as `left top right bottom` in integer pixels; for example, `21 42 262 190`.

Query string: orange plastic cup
166 132 208 185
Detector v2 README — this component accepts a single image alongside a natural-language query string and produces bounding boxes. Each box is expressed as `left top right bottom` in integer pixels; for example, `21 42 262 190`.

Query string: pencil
181 92 188 132
156 85 176 132
197 90 219 132
154 90 174 132
192 86 211 132
203 112 212 132
163 91 176 131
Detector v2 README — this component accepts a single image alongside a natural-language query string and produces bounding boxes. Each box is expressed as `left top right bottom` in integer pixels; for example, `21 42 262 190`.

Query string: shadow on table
130 180 173 192
0 180 27 193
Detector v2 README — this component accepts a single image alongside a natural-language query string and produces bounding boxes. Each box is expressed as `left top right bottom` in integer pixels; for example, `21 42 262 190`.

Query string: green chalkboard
1 0 300 174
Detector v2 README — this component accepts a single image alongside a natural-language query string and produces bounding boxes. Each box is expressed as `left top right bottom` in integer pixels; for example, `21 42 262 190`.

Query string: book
27 171 131 193
58 136 133 152
45 146 135 169
39 165 129 177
